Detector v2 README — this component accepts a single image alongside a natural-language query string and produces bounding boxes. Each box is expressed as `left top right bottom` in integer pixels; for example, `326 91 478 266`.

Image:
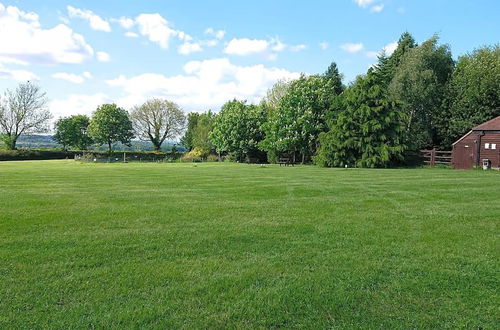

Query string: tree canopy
88 104 134 152
0 81 51 150
130 98 185 151
53 115 93 150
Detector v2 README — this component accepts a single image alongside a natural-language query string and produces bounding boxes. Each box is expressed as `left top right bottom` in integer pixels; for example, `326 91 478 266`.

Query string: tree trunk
153 143 161 152
301 153 305 164
108 141 112 153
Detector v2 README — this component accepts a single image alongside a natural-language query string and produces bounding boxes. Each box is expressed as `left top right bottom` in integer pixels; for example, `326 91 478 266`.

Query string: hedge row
0 149 184 161
0 149 77 161
78 150 183 162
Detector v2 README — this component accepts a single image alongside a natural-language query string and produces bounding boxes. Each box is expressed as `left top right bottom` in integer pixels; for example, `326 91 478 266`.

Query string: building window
492 144 497 150
485 143 490 149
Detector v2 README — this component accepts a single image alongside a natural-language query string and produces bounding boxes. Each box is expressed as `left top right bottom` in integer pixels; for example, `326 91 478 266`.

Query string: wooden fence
420 149 452 166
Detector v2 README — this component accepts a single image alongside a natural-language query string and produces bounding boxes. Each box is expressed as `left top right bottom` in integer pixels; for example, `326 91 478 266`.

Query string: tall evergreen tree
324 62 344 95
315 70 407 168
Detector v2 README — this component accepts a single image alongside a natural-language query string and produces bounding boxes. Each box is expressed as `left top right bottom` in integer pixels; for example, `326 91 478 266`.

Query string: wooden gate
420 149 452 167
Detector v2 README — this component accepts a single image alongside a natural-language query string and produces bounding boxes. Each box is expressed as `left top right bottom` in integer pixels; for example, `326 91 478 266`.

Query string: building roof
472 116 500 131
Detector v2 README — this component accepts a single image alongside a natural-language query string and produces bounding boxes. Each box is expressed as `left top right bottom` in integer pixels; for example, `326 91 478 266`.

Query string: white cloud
365 51 379 58
340 43 364 53
114 16 135 29
50 93 112 119
290 44 306 52
135 13 187 49
370 4 384 13
0 64 39 81
96 51 110 62
178 42 203 55
319 42 329 50
52 71 92 84
224 38 270 56
0 4 94 65
271 38 286 52
204 28 225 40
354 0 376 8
67 6 111 32
383 41 398 55
124 31 139 38
106 58 301 111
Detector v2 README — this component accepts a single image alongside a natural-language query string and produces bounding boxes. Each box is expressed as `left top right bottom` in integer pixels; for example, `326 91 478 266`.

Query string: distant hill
14 135 186 152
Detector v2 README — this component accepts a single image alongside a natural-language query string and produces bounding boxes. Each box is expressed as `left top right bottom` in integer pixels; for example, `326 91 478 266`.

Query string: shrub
0 149 77 161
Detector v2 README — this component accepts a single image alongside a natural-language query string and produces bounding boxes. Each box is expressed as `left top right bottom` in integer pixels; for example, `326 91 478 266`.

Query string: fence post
123 152 126 163
431 148 436 167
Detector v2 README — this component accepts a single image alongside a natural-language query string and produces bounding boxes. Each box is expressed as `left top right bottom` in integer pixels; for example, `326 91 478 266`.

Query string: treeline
1 32 498 167
182 33 499 167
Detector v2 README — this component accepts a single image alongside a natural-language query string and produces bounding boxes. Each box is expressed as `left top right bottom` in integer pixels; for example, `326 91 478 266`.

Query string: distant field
0 161 498 328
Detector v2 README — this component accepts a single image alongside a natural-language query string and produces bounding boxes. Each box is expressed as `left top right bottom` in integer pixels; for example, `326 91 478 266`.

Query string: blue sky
0 0 498 120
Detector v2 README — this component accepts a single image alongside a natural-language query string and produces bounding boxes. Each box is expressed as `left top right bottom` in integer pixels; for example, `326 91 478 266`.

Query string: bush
206 154 219 162
78 150 182 162
0 149 77 161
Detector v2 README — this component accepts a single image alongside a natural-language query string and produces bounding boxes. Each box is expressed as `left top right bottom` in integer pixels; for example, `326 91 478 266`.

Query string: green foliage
316 71 407 168
130 99 185 151
260 75 334 163
441 45 500 147
53 115 93 150
389 36 454 150
0 81 51 150
373 32 417 86
88 104 134 152
192 111 216 155
0 149 76 161
180 112 200 151
211 100 266 162
324 62 344 95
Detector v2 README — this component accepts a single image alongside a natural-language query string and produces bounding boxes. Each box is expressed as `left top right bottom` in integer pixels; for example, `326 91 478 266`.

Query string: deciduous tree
130 99 185 151
0 81 51 150
53 115 93 150
211 100 265 162
88 104 134 153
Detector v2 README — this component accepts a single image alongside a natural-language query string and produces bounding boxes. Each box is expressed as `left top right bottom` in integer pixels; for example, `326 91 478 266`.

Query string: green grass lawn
0 161 498 328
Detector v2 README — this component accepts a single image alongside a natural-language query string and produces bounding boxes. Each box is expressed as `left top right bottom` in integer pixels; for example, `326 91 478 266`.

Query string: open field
0 161 498 328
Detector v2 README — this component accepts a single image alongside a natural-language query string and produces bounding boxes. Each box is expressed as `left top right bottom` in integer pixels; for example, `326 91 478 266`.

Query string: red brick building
452 116 500 170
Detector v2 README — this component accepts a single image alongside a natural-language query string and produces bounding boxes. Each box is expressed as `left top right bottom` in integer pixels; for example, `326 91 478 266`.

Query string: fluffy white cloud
340 43 364 53
106 58 300 110
124 31 139 38
114 16 135 29
224 38 270 56
178 42 203 55
67 6 111 32
52 71 92 84
96 51 111 62
370 4 384 12
319 42 329 50
0 64 39 81
50 93 112 119
135 13 191 49
0 4 94 65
